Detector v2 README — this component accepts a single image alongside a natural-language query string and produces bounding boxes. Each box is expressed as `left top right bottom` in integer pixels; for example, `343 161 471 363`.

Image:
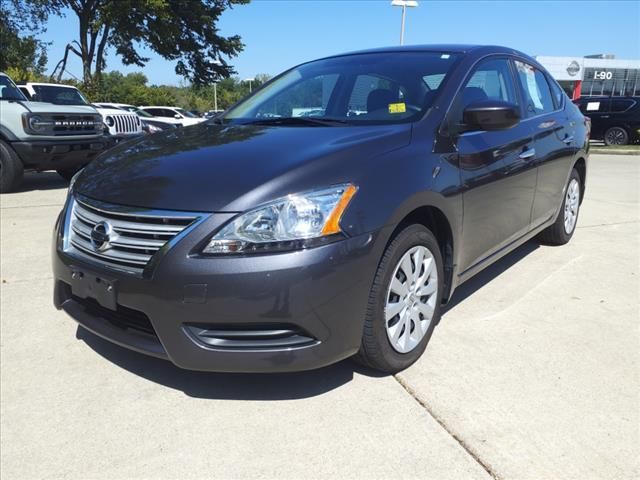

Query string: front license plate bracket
70 268 118 311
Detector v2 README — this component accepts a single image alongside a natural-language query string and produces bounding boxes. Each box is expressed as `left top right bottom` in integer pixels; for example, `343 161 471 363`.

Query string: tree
40 0 249 88
0 0 50 80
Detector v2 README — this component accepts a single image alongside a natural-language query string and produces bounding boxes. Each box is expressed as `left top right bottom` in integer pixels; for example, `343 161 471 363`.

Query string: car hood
95 107 138 117
75 122 412 212
21 101 98 115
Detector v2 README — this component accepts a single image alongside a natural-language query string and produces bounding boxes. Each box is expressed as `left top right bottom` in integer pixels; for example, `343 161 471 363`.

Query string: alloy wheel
605 127 627 145
564 178 580 234
385 245 438 354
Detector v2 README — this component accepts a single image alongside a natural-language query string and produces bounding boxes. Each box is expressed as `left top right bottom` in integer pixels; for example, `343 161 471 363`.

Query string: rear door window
514 61 555 116
547 76 565 109
610 99 634 112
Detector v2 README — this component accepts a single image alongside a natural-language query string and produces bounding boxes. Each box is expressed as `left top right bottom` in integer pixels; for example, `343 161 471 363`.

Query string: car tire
538 169 581 245
354 224 444 374
56 166 82 182
0 140 24 193
604 126 629 146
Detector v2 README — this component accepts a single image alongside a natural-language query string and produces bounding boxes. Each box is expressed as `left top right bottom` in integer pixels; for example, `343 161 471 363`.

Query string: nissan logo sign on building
535 54 639 99
566 60 581 77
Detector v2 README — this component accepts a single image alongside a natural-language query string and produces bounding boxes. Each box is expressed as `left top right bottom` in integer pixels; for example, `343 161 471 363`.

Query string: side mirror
462 101 520 131
174 114 182 119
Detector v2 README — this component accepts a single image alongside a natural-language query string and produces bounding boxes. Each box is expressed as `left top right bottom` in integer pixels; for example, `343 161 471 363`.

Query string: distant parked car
19 83 143 143
574 96 640 145
138 106 207 126
94 103 179 134
1 72 105 192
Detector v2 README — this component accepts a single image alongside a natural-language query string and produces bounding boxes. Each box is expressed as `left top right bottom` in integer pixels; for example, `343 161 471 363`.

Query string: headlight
144 123 162 134
202 184 358 255
26 115 54 132
105 116 115 127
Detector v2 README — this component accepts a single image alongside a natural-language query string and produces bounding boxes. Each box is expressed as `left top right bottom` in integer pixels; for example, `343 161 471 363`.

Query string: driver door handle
519 148 536 160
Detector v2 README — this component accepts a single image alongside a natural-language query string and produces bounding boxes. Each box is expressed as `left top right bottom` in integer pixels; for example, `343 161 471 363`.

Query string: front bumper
52 209 383 372
12 138 107 170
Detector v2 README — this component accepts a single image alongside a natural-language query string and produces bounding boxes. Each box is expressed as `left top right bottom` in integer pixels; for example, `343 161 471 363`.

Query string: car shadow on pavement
76 327 386 400
443 240 539 313
12 172 68 192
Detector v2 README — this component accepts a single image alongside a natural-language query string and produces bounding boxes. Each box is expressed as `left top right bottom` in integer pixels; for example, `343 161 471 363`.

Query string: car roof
140 106 179 109
321 44 531 60
22 82 77 88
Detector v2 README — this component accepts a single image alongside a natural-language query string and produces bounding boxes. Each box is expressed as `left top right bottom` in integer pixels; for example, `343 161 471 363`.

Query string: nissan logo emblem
90 221 113 252
567 61 581 77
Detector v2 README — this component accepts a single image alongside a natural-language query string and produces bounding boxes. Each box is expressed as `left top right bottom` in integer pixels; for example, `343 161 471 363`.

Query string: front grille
71 294 156 336
65 196 204 275
112 114 141 134
51 115 101 136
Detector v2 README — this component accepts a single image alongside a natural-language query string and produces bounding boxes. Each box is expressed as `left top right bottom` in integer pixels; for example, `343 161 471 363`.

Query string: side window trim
546 73 565 110
508 57 529 120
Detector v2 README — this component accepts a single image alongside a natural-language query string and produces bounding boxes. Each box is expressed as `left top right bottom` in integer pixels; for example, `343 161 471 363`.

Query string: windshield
176 108 198 118
0 76 28 101
126 107 153 117
224 52 460 125
31 85 89 105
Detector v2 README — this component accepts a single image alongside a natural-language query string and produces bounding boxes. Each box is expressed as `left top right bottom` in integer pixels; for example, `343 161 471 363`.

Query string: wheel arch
0 125 19 143
386 205 455 303
573 157 587 204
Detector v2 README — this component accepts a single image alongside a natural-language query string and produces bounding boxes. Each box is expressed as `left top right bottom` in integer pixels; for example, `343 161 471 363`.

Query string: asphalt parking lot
1 154 638 480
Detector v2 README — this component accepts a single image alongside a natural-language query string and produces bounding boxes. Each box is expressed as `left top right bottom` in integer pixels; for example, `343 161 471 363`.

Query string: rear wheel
604 126 629 146
354 225 444 373
0 140 24 193
538 169 581 245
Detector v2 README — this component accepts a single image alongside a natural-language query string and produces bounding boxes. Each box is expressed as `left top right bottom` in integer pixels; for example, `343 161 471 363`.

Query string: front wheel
537 169 581 245
0 140 24 193
604 126 629 146
354 225 444 373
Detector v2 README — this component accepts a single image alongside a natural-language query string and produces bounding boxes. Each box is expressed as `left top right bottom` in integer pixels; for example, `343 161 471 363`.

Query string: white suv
19 83 143 142
138 106 206 126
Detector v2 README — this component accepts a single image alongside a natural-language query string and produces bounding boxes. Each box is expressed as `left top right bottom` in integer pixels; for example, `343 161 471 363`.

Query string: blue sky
41 0 640 85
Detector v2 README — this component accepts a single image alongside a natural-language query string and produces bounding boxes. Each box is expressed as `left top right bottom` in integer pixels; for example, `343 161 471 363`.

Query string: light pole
244 78 255 93
212 59 223 111
391 0 418 46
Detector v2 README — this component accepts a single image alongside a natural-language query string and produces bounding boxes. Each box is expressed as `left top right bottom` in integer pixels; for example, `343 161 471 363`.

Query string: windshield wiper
243 117 348 127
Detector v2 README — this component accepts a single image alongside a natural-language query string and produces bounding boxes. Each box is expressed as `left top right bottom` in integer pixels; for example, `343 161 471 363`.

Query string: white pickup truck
18 83 143 143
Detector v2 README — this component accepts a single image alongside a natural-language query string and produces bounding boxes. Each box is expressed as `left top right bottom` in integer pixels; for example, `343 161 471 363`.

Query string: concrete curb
590 148 640 156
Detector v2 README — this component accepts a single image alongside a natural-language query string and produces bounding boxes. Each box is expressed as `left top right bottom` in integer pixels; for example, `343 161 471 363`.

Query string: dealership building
535 54 640 99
